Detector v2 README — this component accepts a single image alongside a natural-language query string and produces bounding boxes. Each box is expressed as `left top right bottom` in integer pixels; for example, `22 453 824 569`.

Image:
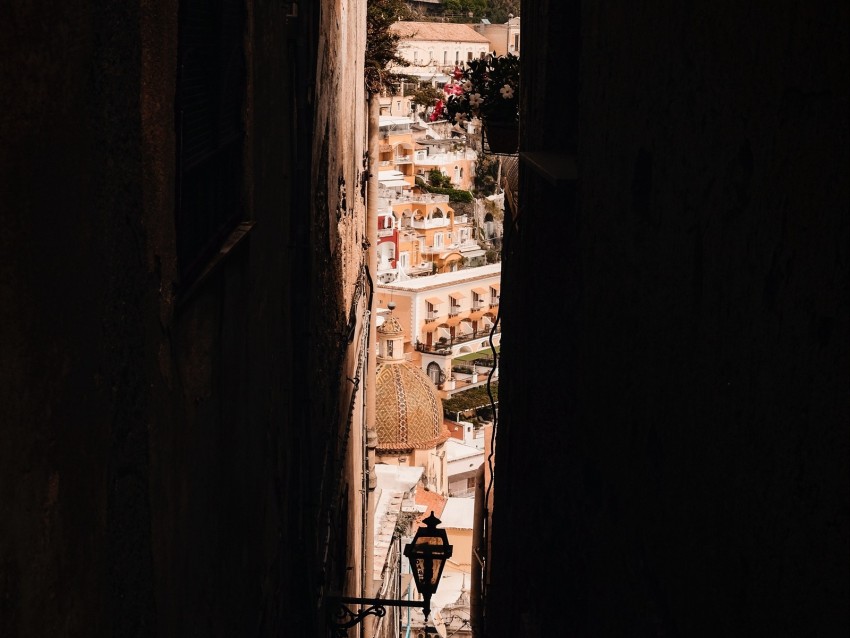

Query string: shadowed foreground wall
0 1 367 636
488 1 848 636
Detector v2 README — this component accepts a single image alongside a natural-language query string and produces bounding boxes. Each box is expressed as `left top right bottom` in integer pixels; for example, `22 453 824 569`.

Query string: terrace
414 326 500 356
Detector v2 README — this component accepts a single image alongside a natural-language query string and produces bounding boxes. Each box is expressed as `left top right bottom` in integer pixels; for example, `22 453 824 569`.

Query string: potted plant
444 54 520 153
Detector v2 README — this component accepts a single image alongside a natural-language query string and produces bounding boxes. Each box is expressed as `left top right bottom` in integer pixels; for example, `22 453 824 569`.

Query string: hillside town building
389 21 491 80
376 264 502 398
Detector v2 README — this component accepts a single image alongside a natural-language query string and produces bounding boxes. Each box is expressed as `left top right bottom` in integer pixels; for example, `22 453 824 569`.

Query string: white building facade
390 21 491 78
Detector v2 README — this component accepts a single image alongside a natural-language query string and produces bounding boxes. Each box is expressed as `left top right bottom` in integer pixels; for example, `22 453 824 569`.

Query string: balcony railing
414 327 501 354
384 192 450 204
415 150 477 165
471 301 484 310
377 228 394 238
425 311 438 322
490 297 500 307
448 307 460 317
411 217 449 230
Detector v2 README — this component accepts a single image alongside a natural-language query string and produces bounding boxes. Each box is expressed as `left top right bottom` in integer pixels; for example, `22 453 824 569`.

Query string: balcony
384 192 450 204
448 307 460 317
490 297 500 307
471 301 484 311
425 311 438 322
377 228 394 238
420 239 478 256
415 327 501 355
411 217 450 230
415 150 478 165
394 155 413 164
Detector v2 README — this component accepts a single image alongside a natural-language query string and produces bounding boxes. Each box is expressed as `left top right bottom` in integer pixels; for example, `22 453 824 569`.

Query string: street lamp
330 512 453 636
404 512 452 619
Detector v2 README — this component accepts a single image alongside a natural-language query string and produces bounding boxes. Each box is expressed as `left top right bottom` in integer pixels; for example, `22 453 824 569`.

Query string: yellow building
472 16 522 57
376 189 480 281
414 138 478 191
379 116 418 185
379 115 477 191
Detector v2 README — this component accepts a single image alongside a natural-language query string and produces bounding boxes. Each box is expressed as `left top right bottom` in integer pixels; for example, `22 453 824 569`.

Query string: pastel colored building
472 16 521 57
376 188 481 282
379 116 477 191
376 264 502 397
389 21 491 78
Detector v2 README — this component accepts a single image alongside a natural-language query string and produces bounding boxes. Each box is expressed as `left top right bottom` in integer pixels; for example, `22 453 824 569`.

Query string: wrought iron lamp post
330 512 453 636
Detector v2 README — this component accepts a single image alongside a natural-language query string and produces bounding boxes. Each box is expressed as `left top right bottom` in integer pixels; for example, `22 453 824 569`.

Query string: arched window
427 362 443 386
484 212 495 238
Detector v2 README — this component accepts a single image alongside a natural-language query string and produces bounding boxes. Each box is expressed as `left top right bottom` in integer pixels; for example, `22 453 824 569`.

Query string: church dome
378 314 403 336
375 361 448 452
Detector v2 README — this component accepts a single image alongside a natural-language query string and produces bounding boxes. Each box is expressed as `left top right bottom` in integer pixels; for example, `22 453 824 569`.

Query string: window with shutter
175 0 246 283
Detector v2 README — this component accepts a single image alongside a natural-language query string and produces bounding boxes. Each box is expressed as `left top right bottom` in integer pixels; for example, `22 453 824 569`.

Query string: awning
425 296 444 306
489 283 501 291
448 290 467 299
379 179 410 187
445 316 463 326
471 286 488 295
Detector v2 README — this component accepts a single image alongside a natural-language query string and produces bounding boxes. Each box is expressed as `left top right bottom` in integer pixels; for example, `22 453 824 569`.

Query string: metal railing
414 327 500 353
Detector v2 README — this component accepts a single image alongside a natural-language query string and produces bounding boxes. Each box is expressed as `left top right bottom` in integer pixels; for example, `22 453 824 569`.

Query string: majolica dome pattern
375 361 448 452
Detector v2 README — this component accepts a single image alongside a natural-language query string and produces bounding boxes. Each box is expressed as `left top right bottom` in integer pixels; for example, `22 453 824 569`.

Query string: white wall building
376 264 501 396
390 21 491 78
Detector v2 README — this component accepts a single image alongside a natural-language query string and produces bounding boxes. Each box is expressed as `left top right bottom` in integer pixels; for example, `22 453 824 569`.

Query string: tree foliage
441 0 519 23
484 0 520 23
409 85 444 110
366 0 414 94
442 0 488 17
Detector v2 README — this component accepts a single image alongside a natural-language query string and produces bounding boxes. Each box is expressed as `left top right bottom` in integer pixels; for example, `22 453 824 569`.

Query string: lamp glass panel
429 558 445 586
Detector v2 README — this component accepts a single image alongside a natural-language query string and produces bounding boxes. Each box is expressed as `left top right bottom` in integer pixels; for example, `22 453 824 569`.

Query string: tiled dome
375 361 448 452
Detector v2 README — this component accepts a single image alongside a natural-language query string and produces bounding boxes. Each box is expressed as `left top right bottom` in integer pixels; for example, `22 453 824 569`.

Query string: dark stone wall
0 1 359 637
489 1 849 636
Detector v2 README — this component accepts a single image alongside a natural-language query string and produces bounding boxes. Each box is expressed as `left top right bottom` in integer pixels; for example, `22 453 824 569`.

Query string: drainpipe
470 464 486 636
364 90 380 635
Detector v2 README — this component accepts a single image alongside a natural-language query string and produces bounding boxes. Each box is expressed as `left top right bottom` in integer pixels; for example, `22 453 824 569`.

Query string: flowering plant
443 53 520 125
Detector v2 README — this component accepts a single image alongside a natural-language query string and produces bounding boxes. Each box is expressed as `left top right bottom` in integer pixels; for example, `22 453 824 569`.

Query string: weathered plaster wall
308 0 370 607
0 0 368 636
489 1 848 636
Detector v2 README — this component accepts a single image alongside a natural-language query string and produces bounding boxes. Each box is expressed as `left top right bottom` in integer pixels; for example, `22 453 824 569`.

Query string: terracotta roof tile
390 21 491 44
415 485 447 521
